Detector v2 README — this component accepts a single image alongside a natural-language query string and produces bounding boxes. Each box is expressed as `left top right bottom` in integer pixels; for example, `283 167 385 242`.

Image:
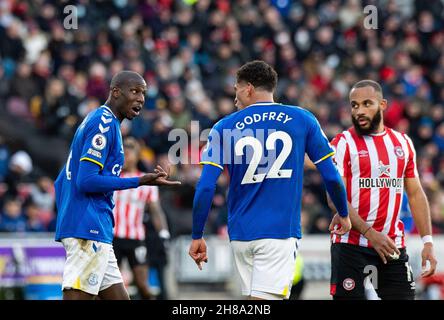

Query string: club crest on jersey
92 134 107 150
88 273 98 286
343 278 355 291
394 146 405 159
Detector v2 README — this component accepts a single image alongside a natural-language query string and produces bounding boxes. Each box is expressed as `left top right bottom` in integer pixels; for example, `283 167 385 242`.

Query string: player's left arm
191 164 222 240
189 164 222 270
305 112 351 234
404 177 437 277
403 134 437 276
189 121 224 270
316 159 351 235
77 119 141 192
316 158 348 219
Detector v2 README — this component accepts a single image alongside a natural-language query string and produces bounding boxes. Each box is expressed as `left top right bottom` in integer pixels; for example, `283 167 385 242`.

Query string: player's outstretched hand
329 213 351 236
189 238 208 270
421 243 437 277
365 229 400 264
139 165 181 186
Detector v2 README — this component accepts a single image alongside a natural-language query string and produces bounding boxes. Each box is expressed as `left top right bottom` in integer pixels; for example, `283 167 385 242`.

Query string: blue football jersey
54 105 124 244
200 102 334 241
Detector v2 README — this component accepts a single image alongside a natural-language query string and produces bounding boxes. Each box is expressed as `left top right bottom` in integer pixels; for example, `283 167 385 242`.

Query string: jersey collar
369 127 387 136
101 105 118 119
248 102 280 107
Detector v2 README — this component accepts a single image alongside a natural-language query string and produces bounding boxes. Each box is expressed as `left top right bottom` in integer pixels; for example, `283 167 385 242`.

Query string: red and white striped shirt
330 127 418 249
113 171 159 240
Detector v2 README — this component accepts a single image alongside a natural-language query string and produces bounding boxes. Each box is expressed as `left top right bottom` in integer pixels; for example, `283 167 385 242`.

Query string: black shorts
113 238 148 269
330 243 415 300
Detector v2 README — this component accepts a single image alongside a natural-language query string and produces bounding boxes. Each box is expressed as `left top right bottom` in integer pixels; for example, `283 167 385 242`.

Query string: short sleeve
305 112 335 165
80 115 115 170
199 121 224 170
403 134 419 178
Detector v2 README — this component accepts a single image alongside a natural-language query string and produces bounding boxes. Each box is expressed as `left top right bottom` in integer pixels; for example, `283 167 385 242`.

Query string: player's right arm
77 160 139 193
76 117 179 194
75 116 139 192
77 162 177 193
139 165 181 186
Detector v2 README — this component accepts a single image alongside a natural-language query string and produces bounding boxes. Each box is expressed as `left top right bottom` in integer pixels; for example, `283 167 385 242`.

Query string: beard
352 109 382 136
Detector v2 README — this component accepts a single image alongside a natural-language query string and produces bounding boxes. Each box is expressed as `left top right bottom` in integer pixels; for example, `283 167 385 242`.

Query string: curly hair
236 60 278 92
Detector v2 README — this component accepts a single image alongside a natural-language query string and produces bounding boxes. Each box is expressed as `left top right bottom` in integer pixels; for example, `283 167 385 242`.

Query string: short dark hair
351 80 383 96
236 60 278 92
110 70 145 89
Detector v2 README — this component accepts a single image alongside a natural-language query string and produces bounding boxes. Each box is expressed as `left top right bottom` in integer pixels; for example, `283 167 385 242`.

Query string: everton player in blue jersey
55 71 180 300
189 61 351 300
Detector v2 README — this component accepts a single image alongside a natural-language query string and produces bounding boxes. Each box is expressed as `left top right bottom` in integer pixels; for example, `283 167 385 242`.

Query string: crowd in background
0 0 444 237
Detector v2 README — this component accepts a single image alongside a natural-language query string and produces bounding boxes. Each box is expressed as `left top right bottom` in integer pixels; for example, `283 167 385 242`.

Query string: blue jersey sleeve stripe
80 157 104 169
312 151 335 165
199 161 224 170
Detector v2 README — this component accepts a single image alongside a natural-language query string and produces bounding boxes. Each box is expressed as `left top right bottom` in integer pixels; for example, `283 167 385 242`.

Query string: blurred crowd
0 0 444 236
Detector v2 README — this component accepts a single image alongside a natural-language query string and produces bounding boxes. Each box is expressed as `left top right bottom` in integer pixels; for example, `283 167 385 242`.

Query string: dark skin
63 283 129 300
107 71 147 123
63 71 180 300
104 71 181 187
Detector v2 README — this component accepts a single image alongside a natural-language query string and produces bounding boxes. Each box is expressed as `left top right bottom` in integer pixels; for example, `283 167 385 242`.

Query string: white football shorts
231 237 299 300
61 238 123 295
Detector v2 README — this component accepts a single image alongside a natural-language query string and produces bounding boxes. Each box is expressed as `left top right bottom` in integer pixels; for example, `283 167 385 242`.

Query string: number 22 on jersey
235 131 293 185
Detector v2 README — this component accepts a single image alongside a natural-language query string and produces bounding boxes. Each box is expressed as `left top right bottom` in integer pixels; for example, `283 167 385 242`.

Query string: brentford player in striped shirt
113 137 170 299
328 80 437 300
